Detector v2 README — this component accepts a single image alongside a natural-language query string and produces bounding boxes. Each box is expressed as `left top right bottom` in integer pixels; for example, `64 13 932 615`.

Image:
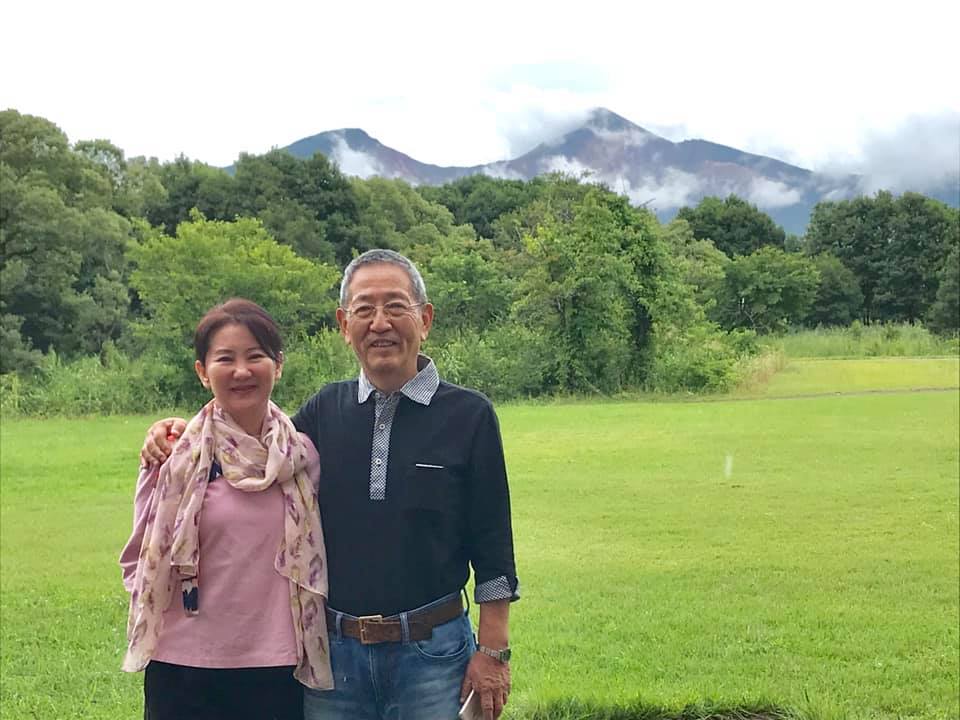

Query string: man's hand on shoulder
140 417 187 467
461 651 510 720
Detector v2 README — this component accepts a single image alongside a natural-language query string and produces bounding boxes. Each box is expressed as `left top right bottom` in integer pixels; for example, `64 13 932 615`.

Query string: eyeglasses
344 301 425 321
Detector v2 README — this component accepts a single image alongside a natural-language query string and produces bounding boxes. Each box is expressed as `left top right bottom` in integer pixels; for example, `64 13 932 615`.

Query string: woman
119 298 333 720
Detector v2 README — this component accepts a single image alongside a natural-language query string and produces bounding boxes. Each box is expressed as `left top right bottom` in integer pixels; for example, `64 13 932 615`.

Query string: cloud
328 135 384 179
587 124 654 149
481 162 524 181
542 155 593 177
497 104 594 157
822 112 960 193
744 177 803 208
621 170 704 210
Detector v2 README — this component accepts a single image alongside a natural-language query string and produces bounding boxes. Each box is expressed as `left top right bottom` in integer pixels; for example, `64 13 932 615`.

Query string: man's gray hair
339 249 429 307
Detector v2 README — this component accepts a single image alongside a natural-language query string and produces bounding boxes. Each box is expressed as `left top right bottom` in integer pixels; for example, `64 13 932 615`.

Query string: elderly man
141 249 518 720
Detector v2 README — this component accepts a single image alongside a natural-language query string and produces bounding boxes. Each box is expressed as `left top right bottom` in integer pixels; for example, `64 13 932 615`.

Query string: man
141 249 518 720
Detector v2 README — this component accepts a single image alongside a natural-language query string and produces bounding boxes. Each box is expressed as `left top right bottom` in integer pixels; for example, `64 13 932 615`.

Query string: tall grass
769 322 959 358
0 331 358 418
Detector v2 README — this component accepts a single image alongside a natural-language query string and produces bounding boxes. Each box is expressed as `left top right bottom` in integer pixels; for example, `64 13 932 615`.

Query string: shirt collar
357 354 439 406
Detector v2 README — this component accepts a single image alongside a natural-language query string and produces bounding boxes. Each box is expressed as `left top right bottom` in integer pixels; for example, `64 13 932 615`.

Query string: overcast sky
3 0 958 183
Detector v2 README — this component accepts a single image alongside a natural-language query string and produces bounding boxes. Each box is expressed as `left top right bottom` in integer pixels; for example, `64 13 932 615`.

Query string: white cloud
621 170 704 210
744 177 803 209
1 0 957 185
852 113 960 193
481 163 525 181
542 156 593 178
328 136 383 179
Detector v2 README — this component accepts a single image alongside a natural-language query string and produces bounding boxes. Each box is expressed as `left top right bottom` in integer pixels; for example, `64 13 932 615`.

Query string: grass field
767 324 959 359
743 357 959 398
1 359 958 719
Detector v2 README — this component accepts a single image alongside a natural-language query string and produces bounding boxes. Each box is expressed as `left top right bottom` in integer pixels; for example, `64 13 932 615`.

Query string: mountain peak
585 107 657 140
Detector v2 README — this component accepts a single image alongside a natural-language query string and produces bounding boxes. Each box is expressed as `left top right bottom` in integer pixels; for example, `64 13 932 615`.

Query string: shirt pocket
403 465 459 514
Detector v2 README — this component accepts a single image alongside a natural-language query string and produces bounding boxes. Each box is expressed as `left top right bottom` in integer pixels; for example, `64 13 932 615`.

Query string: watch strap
476 644 511 662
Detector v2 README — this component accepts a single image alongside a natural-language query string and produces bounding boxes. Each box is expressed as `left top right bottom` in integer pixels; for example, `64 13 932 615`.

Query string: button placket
369 393 399 500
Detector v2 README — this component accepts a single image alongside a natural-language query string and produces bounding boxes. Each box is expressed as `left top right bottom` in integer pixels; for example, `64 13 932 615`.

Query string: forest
2 108 958 412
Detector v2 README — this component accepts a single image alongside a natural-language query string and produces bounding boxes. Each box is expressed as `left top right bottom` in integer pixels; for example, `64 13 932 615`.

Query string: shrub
273 330 358 412
430 325 553 400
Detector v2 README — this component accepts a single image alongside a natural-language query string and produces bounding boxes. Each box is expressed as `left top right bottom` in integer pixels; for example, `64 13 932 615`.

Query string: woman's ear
275 352 284 380
195 360 210 388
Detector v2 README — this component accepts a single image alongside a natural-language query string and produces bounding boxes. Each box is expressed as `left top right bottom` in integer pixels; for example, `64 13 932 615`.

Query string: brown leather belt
327 596 464 645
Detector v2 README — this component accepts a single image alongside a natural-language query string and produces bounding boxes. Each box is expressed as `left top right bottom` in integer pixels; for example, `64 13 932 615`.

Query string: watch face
500 648 512 662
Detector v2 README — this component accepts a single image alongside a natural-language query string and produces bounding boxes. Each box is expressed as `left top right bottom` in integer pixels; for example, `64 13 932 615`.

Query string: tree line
1 109 957 410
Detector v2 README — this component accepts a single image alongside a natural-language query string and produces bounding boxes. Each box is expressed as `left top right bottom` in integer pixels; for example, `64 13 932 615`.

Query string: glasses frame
343 301 426 321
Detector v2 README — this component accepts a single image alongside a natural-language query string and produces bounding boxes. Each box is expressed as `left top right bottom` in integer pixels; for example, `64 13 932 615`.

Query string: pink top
120 434 320 669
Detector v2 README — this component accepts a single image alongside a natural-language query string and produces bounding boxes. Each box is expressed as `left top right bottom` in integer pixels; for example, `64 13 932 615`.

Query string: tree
128 213 340 361
660 218 727 313
806 253 864 327
676 195 786 257
512 185 660 392
713 247 820 333
926 244 960 335
806 191 957 322
419 174 537 240
232 150 357 262
873 193 958 322
1 113 137 367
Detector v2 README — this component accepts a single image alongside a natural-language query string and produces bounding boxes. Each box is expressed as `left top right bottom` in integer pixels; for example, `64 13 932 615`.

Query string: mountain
273 108 957 234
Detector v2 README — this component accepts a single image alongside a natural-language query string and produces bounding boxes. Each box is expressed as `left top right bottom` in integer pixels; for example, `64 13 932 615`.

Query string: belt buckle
357 614 384 644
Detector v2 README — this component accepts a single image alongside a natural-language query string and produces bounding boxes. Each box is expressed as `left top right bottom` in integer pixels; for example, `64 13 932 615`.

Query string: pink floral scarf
122 400 333 689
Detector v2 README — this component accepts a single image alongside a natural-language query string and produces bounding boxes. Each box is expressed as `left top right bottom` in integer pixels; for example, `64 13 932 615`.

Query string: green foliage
271 330 358 411
1 112 135 370
645 325 747 393
8 107 960 413
767 322 959 358
659 218 727 313
431 325 554 400
126 214 340 402
676 195 786 256
0 346 183 416
419 174 539 239
233 150 357 262
713 247 820 333
806 191 959 322
408 235 514 340
351 177 472 256
806 252 863 327
513 187 649 393
129 213 338 350
926 244 960 335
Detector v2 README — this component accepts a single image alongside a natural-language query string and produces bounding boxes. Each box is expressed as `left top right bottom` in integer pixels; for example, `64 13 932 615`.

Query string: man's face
336 263 433 388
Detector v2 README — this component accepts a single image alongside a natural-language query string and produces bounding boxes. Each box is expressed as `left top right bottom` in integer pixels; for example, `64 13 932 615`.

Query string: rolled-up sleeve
465 403 520 604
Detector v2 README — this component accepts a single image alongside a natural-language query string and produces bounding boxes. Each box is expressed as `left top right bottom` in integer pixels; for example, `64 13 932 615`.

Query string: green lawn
751 357 959 397
1 361 958 719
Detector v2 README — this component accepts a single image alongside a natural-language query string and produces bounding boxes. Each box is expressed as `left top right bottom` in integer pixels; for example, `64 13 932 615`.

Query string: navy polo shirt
292 365 519 617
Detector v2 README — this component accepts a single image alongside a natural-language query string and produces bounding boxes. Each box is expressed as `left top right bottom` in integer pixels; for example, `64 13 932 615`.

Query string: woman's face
194 322 282 432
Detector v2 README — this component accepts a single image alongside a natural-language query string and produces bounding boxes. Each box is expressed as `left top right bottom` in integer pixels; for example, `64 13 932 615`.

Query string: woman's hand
140 418 187 466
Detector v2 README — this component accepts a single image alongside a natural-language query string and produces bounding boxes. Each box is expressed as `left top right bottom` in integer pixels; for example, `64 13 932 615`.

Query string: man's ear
336 307 351 343
195 360 210 388
419 303 434 341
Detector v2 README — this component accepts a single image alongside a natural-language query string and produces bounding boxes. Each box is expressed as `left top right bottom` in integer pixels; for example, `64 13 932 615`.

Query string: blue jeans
303 594 476 720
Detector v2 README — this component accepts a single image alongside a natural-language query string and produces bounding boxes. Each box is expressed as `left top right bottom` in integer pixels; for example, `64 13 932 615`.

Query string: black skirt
144 661 303 720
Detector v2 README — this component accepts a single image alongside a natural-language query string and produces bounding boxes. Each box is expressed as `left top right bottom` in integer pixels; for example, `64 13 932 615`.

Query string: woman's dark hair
194 298 283 364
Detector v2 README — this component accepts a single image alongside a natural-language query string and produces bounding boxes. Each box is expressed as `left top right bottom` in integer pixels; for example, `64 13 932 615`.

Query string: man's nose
369 308 393 330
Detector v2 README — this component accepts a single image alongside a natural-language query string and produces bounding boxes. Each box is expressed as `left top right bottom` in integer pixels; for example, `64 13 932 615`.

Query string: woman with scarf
119 298 333 720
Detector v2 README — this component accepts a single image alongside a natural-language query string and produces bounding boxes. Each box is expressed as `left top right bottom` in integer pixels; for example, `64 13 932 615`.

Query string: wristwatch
476 645 511 663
